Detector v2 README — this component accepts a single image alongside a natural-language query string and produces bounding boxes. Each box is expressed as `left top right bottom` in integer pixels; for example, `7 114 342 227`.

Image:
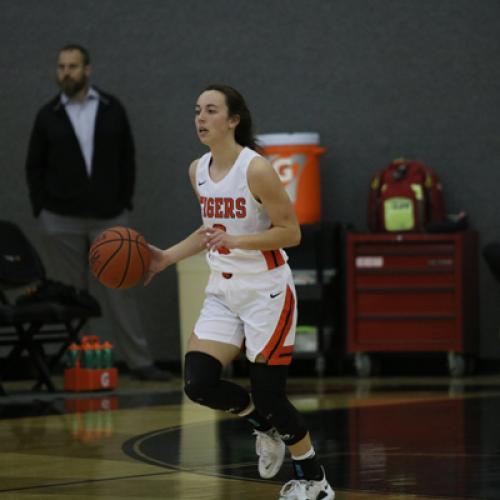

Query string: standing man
25 44 170 381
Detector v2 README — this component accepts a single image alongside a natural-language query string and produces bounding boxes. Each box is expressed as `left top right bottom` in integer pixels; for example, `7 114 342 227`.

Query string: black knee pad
184 351 222 404
184 351 250 414
249 363 308 446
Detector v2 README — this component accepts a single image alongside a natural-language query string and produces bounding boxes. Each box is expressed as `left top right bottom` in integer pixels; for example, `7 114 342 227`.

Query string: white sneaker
254 428 286 479
278 468 335 499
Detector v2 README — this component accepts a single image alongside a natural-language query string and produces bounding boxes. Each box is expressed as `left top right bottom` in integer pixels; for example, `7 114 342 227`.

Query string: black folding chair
0 220 101 393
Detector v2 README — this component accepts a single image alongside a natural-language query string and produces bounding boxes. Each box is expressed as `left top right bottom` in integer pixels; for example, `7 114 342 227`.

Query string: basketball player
145 84 334 499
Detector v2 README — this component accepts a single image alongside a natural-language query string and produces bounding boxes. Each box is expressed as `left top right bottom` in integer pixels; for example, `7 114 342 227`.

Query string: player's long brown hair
202 84 260 152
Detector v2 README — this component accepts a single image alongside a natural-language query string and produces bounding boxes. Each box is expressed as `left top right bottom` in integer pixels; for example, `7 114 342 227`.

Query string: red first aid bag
368 158 445 232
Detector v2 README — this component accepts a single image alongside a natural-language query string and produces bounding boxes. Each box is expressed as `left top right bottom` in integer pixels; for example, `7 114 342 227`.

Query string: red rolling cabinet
346 231 479 376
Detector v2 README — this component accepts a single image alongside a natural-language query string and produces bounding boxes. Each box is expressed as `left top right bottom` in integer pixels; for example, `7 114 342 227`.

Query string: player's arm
145 160 206 285
204 156 301 252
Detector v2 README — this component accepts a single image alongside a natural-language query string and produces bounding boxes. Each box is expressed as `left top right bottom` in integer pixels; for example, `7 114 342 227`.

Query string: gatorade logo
269 154 306 203
273 157 298 185
100 371 110 387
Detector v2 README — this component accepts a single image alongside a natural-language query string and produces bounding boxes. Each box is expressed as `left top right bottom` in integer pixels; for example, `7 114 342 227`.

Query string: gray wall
1 0 500 363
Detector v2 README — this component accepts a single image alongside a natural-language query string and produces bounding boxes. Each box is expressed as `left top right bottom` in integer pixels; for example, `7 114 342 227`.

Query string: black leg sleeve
249 362 308 446
184 351 250 414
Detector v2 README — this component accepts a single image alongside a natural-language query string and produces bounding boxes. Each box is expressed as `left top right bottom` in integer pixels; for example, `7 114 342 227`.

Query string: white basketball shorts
194 264 297 365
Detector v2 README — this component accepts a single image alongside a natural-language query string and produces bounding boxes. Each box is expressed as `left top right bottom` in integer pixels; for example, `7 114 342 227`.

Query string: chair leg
0 343 24 393
27 342 56 392
32 319 86 391
7 317 90 392
17 324 56 392
49 320 82 369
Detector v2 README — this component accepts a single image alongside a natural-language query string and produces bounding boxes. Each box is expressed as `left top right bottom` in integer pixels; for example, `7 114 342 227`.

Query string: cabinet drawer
355 255 454 273
355 318 457 346
356 290 456 315
355 243 455 256
355 273 455 287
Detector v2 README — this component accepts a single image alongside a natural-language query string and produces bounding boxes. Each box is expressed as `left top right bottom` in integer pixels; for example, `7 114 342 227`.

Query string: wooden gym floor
1 373 499 499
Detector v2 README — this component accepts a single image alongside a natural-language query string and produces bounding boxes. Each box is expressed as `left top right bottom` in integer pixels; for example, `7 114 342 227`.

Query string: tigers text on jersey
196 147 288 274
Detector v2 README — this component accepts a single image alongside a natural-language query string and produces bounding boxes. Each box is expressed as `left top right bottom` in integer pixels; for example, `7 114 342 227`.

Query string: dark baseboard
2 354 499 382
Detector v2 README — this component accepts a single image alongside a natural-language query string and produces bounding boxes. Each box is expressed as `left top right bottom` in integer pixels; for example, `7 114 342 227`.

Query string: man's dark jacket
25 88 135 218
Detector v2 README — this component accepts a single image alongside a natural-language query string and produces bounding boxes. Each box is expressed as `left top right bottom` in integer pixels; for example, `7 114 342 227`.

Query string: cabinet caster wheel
354 352 372 377
315 356 326 377
447 351 466 377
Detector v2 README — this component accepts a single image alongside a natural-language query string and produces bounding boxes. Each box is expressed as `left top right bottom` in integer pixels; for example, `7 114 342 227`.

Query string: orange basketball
89 226 151 289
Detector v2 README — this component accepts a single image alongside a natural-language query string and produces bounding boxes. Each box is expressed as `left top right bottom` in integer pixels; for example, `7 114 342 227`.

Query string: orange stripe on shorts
261 250 285 270
261 286 295 365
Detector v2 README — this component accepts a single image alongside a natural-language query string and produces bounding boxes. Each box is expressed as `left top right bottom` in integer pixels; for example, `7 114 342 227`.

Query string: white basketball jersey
196 147 288 274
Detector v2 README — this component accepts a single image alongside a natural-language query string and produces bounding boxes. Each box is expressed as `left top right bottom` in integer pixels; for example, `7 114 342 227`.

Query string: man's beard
58 75 88 97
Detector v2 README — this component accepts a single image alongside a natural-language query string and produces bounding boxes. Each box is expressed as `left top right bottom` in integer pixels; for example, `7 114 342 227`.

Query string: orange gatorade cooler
257 132 325 224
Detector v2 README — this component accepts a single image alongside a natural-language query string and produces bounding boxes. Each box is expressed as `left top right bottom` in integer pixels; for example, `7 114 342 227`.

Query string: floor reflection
124 379 500 499
3 376 500 498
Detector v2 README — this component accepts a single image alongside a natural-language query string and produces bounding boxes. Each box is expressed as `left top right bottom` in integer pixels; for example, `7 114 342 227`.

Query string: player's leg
184 334 249 411
249 363 334 499
185 338 270 419
242 265 334 496
184 284 270 429
184 335 272 432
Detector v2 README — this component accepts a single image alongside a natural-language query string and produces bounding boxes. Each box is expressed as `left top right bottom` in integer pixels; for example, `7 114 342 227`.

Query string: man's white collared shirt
61 87 99 176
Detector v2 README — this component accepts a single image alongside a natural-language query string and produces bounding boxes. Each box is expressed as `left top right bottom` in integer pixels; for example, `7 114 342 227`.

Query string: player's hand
144 244 172 286
204 227 237 252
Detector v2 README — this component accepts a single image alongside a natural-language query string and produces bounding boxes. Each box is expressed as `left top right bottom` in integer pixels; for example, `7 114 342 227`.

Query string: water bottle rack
64 367 118 392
